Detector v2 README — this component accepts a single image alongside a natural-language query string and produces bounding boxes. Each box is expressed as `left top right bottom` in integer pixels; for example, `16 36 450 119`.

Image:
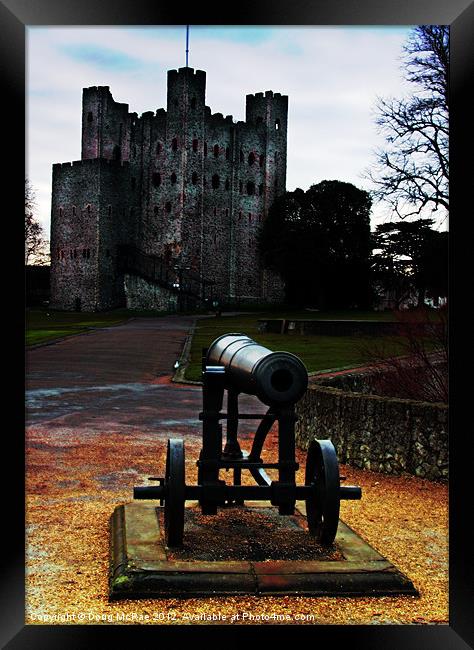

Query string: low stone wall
295 384 448 481
258 318 441 337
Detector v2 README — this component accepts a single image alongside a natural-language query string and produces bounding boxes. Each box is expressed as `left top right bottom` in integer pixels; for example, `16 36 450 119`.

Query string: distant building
50 67 287 311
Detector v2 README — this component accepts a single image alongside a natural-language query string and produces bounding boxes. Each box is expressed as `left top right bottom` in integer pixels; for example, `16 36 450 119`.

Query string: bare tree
365 26 449 221
25 179 49 265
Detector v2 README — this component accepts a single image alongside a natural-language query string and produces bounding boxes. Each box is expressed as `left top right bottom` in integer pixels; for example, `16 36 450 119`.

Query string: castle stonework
50 67 287 311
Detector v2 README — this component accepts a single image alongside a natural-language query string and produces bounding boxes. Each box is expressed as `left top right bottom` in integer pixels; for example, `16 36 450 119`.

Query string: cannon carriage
134 333 362 547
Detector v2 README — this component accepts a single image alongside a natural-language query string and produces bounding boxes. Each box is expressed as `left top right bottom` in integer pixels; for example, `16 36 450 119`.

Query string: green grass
25 308 165 346
184 310 405 381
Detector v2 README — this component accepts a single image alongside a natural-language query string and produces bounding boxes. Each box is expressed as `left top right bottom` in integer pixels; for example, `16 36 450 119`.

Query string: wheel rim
164 438 185 547
305 439 340 545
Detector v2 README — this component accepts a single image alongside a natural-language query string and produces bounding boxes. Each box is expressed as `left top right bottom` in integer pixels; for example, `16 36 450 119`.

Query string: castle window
156 142 162 155
172 137 178 151
87 111 93 123
87 249 91 259
225 179 230 191
259 183 263 196
192 172 198 185
113 145 121 161
247 181 255 196
171 172 177 184
82 249 87 258
256 116 263 125
240 149 244 162
248 213 252 222
204 143 207 156
214 207 217 216
190 97 196 109
259 154 264 167
87 204 91 215
74 249 77 258
211 174 220 189
72 206 76 216
275 119 281 130
131 177 136 190
59 207 63 217
239 181 243 194
192 139 198 152
165 202 172 213
225 147 230 160
132 146 137 158
108 205 112 216
70 250 73 259
152 172 161 187
248 152 255 166
213 144 219 158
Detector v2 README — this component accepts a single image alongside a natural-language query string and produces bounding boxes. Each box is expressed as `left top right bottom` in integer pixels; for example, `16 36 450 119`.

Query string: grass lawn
185 310 404 381
26 308 172 346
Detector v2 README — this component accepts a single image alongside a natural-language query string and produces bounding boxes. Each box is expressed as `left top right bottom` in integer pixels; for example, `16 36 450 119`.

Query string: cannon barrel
206 333 308 406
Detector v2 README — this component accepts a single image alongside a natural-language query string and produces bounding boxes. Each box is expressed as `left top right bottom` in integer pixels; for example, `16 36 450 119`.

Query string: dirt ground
25 316 448 625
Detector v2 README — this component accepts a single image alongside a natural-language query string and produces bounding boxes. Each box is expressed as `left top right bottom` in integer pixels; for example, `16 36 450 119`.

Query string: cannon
134 333 362 547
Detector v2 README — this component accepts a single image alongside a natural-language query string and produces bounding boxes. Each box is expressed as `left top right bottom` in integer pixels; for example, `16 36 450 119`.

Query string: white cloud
27 26 416 238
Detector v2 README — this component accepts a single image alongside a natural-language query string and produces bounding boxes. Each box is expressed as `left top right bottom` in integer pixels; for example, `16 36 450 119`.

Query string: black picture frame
5 0 472 647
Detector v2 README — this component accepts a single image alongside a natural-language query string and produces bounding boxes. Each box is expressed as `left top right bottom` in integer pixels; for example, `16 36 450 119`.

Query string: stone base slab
110 502 418 599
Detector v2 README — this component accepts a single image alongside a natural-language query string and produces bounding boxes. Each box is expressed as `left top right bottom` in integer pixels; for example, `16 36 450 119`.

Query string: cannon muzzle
206 333 308 406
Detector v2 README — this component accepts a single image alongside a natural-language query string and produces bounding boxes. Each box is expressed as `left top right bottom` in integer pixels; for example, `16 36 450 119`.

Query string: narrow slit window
213 144 219 158
275 119 281 130
172 137 178 151
192 172 198 185
171 172 177 184
152 172 161 187
212 174 220 189
192 139 198 152
165 202 172 213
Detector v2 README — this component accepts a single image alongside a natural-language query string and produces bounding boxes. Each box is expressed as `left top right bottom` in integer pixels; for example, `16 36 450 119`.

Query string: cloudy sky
27 25 418 237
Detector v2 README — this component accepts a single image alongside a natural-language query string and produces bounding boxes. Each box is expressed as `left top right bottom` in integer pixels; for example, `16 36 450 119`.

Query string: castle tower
50 68 287 311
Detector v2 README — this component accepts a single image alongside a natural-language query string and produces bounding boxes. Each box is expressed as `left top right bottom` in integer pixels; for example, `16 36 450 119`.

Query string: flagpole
186 25 189 67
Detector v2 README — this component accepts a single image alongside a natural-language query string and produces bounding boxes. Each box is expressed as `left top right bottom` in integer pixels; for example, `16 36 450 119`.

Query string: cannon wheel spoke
164 438 185 547
305 439 340 545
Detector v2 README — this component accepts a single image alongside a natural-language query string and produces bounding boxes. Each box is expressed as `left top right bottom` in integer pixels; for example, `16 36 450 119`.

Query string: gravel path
25 316 448 625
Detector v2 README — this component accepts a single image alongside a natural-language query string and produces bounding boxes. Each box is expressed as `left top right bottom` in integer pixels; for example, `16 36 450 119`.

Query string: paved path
26 314 259 447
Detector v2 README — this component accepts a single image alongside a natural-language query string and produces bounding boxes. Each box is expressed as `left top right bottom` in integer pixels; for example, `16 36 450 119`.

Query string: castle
50 67 287 311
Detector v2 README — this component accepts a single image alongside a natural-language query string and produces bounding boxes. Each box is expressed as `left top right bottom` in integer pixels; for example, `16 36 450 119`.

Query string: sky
27 25 421 239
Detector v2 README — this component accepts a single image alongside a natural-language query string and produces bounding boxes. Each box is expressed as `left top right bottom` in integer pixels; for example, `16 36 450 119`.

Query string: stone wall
295 384 448 481
123 274 177 311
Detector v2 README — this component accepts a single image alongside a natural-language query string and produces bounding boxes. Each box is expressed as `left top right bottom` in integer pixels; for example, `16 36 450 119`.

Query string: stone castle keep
50 67 287 311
